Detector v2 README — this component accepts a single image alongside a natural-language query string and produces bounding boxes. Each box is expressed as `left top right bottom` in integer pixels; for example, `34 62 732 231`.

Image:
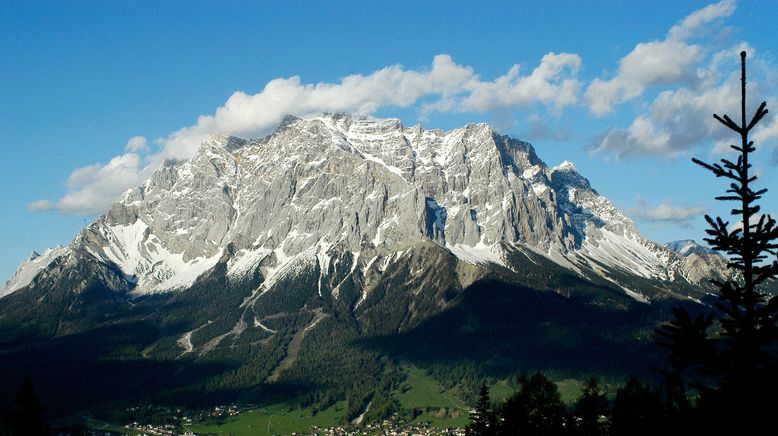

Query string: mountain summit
2 114 723 301
665 239 717 256
0 114 733 414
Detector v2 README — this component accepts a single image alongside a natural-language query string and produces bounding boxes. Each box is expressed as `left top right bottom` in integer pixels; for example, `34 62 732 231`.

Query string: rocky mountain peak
665 239 717 256
3 114 725 303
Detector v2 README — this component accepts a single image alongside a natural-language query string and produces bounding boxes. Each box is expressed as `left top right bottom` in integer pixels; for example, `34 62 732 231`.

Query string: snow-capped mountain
3 114 721 303
665 239 717 256
0 246 68 298
2 114 741 415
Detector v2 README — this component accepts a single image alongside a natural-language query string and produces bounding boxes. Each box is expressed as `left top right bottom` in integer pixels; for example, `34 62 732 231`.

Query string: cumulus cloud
591 64 744 159
29 152 152 215
591 40 778 160
33 53 582 215
124 136 149 153
584 0 735 116
588 1 777 160
456 53 581 113
667 0 736 41
158 54 483 161
628 197 708 226
753 110 778 144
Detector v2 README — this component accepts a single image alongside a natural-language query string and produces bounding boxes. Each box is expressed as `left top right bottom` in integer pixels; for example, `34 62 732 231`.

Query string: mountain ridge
2 114 723 301
0 113 741 417
665 239 717 256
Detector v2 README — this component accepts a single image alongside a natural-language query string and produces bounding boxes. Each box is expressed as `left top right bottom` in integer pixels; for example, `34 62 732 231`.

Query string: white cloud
27 200 54 212
587 2 778 161
33 53 582 215
591 39 778 160
157 54 482 162
29 152 152 215
585 41 702 117
591 67 743 159
667 0 736 41
753 109 778 144
124 136 149 153
584 0 735 116
628 197 708 226
729 215 766 232
457 52 581 113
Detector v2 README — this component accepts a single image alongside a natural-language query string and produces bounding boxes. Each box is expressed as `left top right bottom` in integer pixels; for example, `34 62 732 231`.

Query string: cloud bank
32 53 582 215
589 0 778 160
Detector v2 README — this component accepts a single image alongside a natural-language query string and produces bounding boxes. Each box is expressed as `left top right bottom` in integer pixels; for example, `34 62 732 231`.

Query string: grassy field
189 363 477 434
188 402 347 435
488 380 515 402
84 367 602 435
555 378 586 404
393 365 471 428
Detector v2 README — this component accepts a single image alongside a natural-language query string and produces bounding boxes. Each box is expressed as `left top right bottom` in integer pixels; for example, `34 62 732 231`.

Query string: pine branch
714 113 742 133
692 158 739 180
746 102 769 132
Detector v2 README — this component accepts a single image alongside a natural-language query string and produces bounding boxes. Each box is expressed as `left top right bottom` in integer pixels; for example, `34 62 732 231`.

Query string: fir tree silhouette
466 383 497 436
657 51 778 433
9 374 50 436
571 377 608 436
609 376 663 436
500 373 567 436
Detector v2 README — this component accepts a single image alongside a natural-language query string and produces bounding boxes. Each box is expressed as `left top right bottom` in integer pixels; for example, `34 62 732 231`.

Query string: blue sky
2 0 777 280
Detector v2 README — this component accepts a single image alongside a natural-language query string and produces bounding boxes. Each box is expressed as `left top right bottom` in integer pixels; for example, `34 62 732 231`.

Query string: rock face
4 114 721 303
2 114 742 414
0 247 69 298
665 239 717 256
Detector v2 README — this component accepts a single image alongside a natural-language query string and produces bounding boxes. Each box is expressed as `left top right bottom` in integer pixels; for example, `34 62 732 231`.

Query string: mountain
2 114 719 302
0 246 68 299
0 114 727 415
665 239 717 256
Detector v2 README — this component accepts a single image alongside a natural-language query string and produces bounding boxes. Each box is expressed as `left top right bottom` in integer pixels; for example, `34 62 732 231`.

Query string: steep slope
3 114 719 304
0 114 730 415
0 246 68 298
665 239 717 256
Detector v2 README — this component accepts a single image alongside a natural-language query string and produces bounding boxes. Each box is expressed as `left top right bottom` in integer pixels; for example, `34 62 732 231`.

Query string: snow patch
446 242 506 267
228 247 271 278
100 220 223 295
552 160 577 172
361 152 405 178
578 228 666 279
1 246 69 298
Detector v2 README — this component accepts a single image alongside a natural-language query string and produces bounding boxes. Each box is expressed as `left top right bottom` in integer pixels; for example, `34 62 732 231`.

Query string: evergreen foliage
656 51 778 433
609 376 663 436
500 373 567 436
570 377 608 436
466 384 497 436
9 375 50 436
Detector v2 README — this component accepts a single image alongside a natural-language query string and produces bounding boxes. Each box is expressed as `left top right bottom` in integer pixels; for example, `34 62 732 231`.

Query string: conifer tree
500 373 566 436
466 383 497 436
610 376 663 436
657 51 778 432
571 377 608 436
9 374 49 436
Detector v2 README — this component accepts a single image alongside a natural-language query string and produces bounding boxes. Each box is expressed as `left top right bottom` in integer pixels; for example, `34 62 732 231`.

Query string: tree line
467 373 684 436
